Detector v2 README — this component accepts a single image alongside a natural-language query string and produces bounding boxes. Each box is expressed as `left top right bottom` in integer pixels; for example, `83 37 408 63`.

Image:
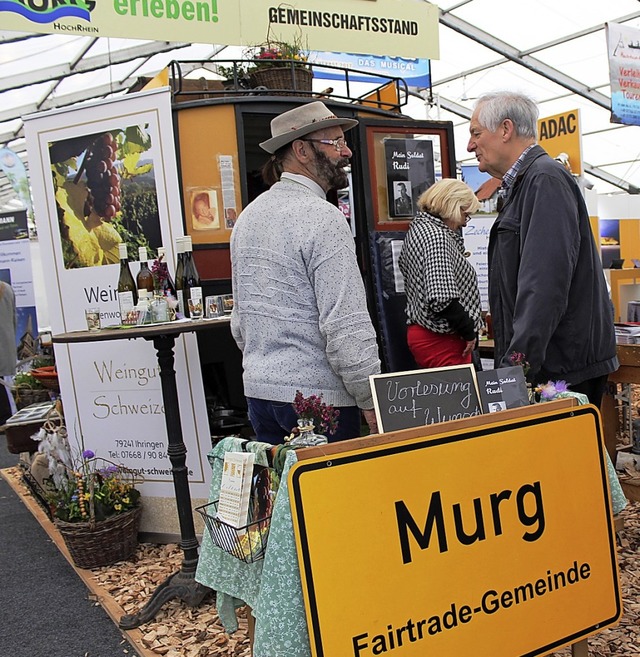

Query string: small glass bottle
135 289 152 325
136 246 154 294
287 419 328 447
150 294 169 323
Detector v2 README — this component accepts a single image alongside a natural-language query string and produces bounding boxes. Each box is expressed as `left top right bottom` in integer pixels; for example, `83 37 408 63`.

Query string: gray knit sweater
230 174 381 409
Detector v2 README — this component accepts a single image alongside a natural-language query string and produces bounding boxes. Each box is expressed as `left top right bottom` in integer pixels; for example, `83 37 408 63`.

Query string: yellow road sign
289 405 621 657
537 109 583 175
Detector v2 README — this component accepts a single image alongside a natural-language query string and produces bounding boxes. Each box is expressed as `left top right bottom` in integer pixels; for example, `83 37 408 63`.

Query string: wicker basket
249 66 313 95
55 505 142 569
14 387 51 410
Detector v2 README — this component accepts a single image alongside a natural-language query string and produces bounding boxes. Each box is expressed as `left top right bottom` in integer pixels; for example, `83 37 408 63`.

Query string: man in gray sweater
230 101 381 443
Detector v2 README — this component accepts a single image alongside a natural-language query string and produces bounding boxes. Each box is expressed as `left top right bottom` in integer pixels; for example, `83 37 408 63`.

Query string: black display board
370 364 482 433
476 366 529 413
384 138 435 218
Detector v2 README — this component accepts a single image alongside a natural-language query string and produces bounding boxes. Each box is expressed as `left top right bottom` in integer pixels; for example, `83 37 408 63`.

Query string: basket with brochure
196 455 278 564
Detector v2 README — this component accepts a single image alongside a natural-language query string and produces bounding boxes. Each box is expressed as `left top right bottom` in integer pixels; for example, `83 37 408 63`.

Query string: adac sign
537 109 583 175
289 405 621 657
0 0 439 59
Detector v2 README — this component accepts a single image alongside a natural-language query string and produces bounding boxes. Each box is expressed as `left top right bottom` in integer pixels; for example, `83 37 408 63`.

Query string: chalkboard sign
370 364 482 433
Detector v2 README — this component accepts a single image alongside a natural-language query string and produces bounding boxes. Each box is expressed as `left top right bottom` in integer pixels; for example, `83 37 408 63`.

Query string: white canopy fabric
2 0 640 210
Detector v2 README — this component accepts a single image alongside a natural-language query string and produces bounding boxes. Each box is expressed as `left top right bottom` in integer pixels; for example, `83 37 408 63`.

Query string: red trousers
407 324 471 369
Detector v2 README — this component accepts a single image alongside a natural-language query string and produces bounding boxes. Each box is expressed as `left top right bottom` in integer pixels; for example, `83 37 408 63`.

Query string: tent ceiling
2 0 640 210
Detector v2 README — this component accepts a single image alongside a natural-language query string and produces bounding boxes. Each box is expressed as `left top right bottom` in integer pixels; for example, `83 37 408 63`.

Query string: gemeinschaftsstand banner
289 405 621 657
0 0 440 60
24 88 212 533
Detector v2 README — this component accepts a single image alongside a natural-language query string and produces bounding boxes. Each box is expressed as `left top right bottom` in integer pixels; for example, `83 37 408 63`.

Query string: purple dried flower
82 449 95 459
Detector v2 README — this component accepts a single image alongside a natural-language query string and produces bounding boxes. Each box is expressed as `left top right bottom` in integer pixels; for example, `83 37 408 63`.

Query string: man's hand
362 408 378 435
462 338 476 358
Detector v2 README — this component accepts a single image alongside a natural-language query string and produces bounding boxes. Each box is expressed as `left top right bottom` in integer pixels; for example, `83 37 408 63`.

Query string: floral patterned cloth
195 439 311 656
252 449 310 657
195 437 271 632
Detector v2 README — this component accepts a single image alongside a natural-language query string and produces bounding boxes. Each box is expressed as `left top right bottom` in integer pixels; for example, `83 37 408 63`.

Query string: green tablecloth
195 439 311 657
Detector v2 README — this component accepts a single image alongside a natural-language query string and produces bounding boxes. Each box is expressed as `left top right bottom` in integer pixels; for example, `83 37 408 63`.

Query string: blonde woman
399 178 482 368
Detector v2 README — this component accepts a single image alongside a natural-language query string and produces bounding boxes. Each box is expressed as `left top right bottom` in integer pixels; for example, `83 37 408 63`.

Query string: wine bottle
136 246 154 293
175 237 185 316
157 246 177 299
183 235 202 319
117 243 138 325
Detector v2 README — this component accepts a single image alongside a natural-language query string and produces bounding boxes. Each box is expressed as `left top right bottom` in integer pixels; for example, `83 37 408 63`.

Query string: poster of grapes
24 88 214 514
49 124 163 269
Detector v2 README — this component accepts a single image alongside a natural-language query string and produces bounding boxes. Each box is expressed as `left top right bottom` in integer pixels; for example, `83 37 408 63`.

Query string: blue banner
310 51 430 88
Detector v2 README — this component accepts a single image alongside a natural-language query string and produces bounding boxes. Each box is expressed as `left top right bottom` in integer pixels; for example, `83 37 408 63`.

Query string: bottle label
177 289 184 315
188 286 203 319
118 291 136 325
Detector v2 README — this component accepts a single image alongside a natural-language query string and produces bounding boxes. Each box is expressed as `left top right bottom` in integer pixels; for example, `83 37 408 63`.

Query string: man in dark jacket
467 91 618 406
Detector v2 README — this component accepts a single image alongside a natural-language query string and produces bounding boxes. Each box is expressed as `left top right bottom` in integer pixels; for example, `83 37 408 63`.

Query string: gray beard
311 145 349 190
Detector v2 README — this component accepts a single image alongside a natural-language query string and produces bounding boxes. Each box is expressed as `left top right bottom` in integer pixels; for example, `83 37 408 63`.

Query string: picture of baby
190 190 220 231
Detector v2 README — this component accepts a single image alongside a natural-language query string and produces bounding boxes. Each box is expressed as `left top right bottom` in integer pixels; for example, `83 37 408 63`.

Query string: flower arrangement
36 420 141 523
293 390 340 436
535 380 569 401
151 255 169 292
249 39 309 70
508 352 531 378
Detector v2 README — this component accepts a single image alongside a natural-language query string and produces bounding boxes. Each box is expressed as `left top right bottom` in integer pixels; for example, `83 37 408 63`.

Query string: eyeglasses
302 137 349 152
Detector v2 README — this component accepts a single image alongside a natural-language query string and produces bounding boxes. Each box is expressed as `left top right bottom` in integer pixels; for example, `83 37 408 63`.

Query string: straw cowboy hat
259 101 358 154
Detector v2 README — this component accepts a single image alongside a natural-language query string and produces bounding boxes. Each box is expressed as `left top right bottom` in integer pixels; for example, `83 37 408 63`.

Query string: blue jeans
246 397 362 445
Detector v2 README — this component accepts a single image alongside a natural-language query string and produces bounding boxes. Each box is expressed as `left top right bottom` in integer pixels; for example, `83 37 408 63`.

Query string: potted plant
37 419 142 569
245 33 313 94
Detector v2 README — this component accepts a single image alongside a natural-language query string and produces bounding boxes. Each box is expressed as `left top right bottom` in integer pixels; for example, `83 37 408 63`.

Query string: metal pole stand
119 333 212 629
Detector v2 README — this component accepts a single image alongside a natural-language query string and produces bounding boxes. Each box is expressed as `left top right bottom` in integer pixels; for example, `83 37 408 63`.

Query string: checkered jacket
399 211 482 334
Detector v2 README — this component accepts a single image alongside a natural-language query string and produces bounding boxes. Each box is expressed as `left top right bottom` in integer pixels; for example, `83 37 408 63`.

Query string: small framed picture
189 188 220 231
206 295 224 318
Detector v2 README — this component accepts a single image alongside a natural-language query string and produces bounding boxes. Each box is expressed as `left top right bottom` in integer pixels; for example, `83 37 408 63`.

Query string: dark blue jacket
488 145 618 384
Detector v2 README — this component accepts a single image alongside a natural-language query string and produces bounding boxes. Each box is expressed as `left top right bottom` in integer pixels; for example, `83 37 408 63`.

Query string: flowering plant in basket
36 421 141 523
293 390 340 435
244 30 310 72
